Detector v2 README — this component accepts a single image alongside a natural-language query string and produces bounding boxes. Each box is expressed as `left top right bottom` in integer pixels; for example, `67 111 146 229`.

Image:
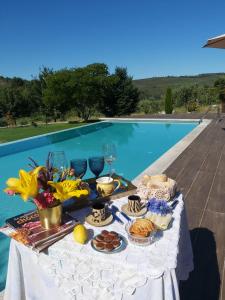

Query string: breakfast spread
92 230 122 252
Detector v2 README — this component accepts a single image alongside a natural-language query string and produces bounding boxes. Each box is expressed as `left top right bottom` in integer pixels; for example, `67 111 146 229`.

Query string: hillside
133 73 225 99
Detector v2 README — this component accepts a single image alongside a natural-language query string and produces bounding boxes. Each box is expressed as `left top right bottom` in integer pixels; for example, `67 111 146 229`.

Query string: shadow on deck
180 228 221 300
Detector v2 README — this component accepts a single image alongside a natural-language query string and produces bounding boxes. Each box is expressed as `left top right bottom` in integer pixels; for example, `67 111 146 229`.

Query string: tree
43 69 73 117
100 67 140 116
70 63 109 120
214 78 225 112
165 88 173 114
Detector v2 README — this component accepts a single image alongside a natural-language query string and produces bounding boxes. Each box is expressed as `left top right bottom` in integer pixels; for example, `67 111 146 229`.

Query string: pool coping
99 117 207 123
0 122 101 148
130 118 211 184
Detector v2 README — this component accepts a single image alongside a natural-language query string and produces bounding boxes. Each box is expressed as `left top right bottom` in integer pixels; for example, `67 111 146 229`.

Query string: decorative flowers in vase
4 153 90 210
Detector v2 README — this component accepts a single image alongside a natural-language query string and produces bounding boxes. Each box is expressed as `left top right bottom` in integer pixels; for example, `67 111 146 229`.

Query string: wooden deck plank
183 205 202 229
206 174 225 213
185 171 215 210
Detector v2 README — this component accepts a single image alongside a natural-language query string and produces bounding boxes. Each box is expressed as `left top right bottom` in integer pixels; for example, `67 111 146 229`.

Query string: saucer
85 213 113 227
121 204 147 217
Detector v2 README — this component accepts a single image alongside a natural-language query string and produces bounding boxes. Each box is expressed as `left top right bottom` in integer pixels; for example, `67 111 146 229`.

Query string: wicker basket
137 174 177 201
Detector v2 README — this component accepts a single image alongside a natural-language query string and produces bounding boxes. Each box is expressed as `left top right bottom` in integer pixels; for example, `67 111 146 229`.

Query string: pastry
110 231 118 237
101 230 109 237
93 230 121 252
95 242 105 250
105 243 114 251
104 236 113 243
96 234 104 242
129 218 155 237
112 240 120 248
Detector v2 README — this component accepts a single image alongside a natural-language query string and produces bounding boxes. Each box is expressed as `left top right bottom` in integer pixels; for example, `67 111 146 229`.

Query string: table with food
1 151 193 300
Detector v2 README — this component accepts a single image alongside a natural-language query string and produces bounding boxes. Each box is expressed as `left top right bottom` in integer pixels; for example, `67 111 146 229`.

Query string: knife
111 205 131 222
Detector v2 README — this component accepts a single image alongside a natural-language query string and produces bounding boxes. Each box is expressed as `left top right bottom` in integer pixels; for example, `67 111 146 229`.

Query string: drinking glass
102 143 116 177
88 156 104 178
50 151 68 178
70 159 87 179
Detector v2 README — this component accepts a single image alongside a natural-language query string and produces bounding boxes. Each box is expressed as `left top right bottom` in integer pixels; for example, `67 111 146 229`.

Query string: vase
38 203 62 230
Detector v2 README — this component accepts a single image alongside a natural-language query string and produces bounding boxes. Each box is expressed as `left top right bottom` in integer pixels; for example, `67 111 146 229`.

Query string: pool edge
132 119 211 184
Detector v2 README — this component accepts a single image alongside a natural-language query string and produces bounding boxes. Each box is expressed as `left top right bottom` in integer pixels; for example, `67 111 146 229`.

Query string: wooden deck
129 113 224 299
163 115 225 300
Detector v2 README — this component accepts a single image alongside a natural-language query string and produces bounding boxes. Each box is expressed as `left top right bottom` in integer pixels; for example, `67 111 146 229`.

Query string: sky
1 0 225 80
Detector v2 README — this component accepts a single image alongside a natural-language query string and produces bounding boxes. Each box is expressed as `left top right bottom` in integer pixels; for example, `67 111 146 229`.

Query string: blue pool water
0 120 197 290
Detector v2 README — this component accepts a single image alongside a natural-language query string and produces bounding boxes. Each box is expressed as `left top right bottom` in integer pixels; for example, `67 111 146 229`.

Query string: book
1 210 78 252
5 210 39 229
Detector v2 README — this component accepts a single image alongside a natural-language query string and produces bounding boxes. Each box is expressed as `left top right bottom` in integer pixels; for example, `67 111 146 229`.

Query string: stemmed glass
102 143 116 177
70 159 87 179
88 156 104 178
49 151 68 179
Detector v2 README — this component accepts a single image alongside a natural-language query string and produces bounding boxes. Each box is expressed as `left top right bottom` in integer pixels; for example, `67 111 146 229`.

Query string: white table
4 194 193 300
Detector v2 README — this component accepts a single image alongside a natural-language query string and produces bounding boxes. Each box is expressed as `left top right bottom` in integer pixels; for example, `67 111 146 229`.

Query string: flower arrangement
146 198 172 216
4 153 89 209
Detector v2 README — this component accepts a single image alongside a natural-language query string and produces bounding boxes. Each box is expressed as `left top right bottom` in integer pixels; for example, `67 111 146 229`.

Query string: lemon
73 224 88 244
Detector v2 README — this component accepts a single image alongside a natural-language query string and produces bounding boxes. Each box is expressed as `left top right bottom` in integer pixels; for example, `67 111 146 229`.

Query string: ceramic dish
91 233 127 254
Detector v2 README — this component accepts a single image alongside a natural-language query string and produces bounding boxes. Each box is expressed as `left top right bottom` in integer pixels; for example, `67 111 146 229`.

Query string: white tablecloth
4 194 193 300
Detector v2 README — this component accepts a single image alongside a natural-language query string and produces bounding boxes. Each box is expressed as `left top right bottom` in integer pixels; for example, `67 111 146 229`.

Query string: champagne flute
50 151 68 179
102 143 116 178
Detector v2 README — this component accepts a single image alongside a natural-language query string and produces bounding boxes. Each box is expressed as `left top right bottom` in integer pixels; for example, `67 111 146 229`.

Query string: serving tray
62 174 137 211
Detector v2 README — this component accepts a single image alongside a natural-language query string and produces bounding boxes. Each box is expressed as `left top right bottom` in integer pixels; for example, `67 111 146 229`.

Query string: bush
0 118 8 127
19 118 30 126
138 99 161 114
187 100 198 112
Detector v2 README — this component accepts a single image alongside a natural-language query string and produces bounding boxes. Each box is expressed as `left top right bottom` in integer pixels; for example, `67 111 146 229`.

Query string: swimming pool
0 120 198 290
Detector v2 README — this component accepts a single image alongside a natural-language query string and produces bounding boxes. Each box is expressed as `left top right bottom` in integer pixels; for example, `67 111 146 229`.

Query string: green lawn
0 123 88 143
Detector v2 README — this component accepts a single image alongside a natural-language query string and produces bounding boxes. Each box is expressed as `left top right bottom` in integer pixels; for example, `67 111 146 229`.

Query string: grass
0 122 89 143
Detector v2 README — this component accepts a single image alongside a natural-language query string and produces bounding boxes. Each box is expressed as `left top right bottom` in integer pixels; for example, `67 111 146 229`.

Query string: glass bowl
125 220 156 246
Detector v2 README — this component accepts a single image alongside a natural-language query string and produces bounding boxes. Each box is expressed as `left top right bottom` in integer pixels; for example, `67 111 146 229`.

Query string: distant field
133 73 225 99
0 123 88 143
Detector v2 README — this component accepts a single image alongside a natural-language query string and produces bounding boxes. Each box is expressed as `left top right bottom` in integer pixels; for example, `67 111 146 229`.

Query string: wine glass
88 156 104 178
70 159 87 179
50 151 68 178
102 143 116 177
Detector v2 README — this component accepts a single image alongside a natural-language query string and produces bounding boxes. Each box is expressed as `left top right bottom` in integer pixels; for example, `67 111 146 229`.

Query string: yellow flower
4 166 43 201
48 180 89 202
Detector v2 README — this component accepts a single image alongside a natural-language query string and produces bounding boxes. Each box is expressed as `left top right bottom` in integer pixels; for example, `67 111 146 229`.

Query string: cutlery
110 206 124 224
170 199 179 210
111 205 131 222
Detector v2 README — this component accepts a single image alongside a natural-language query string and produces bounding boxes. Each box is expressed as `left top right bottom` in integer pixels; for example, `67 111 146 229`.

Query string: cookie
101 230 109 237
112 240 120 248
96 234 104 242
105 243 114 251
95 242 104 250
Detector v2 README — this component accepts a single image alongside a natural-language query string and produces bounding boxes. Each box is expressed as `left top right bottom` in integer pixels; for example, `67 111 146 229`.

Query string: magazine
0 210 78 252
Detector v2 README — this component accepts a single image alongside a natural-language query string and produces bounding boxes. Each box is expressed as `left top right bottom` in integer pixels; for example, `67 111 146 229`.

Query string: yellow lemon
73 224 88 244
